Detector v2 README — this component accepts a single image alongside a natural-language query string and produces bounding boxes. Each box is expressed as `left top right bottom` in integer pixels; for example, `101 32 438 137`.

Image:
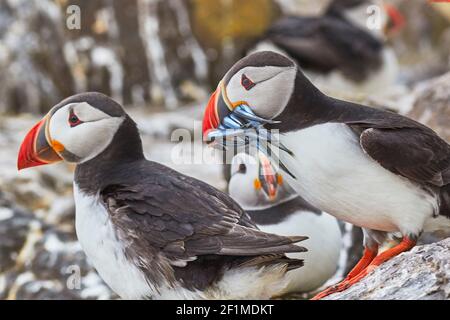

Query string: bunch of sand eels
13 0 450 302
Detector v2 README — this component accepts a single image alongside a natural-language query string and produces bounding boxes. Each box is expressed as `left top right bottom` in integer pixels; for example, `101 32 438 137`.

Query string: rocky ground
326 238 450 300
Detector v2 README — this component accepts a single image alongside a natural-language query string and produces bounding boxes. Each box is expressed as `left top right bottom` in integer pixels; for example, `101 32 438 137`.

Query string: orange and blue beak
202 82 279 147
17 116 62 171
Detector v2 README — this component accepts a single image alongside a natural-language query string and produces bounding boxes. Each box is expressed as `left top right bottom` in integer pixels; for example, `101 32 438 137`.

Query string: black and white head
18 92 141 170
229 152 294 210
202 51 322 161
202 51 298 141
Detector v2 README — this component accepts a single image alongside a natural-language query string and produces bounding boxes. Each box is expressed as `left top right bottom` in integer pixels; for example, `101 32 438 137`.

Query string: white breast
257 210 342 293
279 123 439 236
73 184 158 299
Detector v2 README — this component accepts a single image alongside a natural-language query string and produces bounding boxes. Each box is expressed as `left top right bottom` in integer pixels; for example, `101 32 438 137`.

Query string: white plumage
278 123 448 236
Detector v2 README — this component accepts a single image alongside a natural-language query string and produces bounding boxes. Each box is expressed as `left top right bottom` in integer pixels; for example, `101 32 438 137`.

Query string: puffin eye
241 74 255 91
238 163 247 174
68 111 83 127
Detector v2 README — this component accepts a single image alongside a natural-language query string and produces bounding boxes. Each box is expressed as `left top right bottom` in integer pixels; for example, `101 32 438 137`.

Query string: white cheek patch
226 66 296 119
69 102 111 122
49 104 124 163
64 118 124 162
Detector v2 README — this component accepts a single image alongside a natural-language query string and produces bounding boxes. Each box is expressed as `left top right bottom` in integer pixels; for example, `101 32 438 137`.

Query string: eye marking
68 110 83 128
241 74 255 91
238 163 247 174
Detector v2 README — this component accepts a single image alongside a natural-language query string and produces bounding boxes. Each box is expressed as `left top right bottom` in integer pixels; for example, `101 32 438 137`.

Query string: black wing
265 14 382 82
100 162 306 266
355 126 450 187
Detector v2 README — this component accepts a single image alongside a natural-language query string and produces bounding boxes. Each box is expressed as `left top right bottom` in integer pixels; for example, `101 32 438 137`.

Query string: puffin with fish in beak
17 92 309 300
203 51 450 299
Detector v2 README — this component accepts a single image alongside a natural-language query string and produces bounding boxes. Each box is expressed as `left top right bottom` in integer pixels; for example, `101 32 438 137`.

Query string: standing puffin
203 51 450 299
250 0 404 98
229 152 342 294
17 92 308 300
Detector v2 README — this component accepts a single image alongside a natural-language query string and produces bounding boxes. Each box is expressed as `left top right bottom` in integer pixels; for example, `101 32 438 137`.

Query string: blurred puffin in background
250 0 405 99
229 152 342 294
203 51 450 299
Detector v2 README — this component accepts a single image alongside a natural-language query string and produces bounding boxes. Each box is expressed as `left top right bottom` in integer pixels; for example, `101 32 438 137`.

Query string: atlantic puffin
250 0 404 98
17 92 309 300
202 51 450 299
229 152 342 293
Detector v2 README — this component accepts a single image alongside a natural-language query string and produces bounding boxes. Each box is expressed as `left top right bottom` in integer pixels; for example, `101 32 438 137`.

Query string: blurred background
0 0 449 299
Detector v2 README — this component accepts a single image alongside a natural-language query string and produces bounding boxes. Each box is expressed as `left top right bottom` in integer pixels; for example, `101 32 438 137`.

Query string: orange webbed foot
311 237 416 300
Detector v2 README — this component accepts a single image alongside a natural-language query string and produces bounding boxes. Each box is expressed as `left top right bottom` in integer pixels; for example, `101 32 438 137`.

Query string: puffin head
229 152 290 209
18 92 130 170
202 51 297 144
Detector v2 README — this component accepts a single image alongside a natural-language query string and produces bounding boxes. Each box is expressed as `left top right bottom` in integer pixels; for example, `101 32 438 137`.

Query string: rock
326 238 450 300
0 0 284 113
0 215 116 300
0 191 38 273
407 72 450 142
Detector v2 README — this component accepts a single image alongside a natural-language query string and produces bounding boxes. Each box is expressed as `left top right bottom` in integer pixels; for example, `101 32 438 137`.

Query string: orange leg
311 246 378 300
312 236 417 300
345 246 379 280
340 236 416 290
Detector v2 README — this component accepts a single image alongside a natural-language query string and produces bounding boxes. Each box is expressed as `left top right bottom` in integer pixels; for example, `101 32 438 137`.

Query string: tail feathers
236 254 304 272
228 232 307 273
281 257 305 271
216 225 308 257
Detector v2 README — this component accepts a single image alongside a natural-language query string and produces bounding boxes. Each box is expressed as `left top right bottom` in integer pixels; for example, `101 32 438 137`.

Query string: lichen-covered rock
326 238 450 300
